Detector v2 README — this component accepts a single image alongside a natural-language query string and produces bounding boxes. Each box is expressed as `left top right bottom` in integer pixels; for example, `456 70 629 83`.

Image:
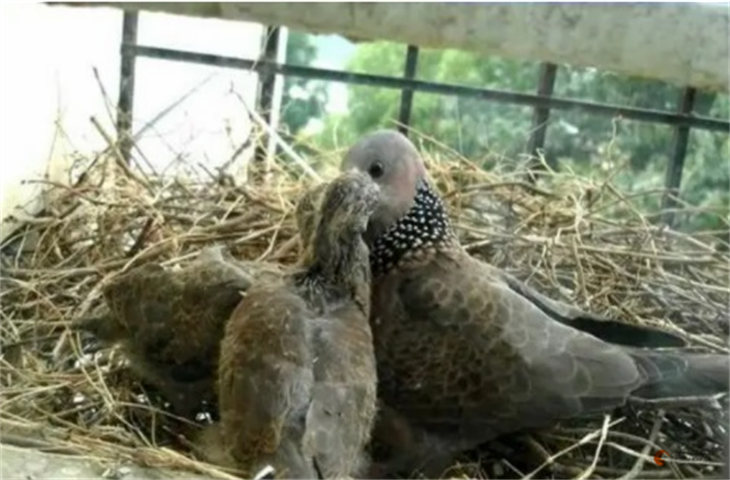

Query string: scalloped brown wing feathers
373 250 646 445
74 251 282 416
216 172 379 479
218 282 317 478
218 277 377 479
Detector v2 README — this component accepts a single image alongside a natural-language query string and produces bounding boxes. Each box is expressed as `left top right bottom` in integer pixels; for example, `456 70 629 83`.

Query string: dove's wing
173 263 251 363
116 259 251 372
93 261 252 416
303 308 377 478
218 284 315 472
495 268 687 348
376 252 644 445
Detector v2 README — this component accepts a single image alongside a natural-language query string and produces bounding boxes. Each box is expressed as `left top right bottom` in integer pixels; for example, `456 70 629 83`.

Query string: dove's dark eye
368 161 384 179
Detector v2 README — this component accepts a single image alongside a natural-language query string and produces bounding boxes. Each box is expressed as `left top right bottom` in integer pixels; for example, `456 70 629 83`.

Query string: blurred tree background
280 32 329 136
279 35 729 233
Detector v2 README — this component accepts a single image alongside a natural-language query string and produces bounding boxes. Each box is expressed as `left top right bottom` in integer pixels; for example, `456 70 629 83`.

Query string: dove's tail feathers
629 350 729 402
70 314 122 343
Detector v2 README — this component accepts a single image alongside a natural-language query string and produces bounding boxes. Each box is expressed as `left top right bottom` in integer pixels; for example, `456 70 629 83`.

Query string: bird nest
1 134 728 479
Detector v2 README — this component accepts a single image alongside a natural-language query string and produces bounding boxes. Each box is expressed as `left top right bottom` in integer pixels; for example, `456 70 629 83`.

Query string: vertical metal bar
117 11 139 164
661 87 696 226
397 45 419 136
253 26 282 183
526 62 558 176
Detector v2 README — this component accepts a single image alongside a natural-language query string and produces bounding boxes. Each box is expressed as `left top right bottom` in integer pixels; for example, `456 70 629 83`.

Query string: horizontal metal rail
126 44 729 133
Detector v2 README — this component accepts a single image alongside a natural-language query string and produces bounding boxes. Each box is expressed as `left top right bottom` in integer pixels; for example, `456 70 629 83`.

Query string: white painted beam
64 2 729 92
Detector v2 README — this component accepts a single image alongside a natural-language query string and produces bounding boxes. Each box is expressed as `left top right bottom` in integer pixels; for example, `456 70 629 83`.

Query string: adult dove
341 130 729 476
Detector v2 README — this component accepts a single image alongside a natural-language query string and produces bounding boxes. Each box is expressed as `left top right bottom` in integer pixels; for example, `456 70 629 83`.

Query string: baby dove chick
217 171 379 479
73 246 282 417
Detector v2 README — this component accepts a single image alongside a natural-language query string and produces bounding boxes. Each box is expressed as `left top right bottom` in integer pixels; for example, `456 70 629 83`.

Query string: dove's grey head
341 130 426 241
341 130 456 275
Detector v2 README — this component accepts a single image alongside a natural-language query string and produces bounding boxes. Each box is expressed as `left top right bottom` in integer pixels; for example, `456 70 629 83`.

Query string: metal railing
116 12 729 225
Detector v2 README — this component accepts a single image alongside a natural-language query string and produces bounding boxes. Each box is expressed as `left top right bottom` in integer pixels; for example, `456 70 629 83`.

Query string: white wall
132 11 263 179
0 3 263 241
0 3 121 239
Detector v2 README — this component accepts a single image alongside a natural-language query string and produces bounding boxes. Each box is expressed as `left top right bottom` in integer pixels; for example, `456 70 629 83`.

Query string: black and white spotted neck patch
370 181 456 276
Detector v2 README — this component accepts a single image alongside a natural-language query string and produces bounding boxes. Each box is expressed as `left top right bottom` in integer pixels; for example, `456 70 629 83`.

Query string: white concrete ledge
64 2 729 92
0 443 219 480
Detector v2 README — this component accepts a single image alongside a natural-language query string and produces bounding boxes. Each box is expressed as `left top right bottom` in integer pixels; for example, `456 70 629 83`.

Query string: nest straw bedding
1 131 728 479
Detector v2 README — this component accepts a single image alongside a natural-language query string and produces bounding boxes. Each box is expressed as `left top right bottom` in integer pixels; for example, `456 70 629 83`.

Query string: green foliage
305 41 728 232
314 44 537 158
280 32 328 135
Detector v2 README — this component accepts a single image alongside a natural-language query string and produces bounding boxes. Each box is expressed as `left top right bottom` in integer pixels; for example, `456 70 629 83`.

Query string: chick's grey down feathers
217 171 379 479
72 246 283 416
295 181 327 252
341 130 729 475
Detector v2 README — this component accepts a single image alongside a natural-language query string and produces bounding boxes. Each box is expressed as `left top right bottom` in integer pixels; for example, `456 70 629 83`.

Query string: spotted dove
216 171 379 479
341 130 729 476
72 246 282 417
